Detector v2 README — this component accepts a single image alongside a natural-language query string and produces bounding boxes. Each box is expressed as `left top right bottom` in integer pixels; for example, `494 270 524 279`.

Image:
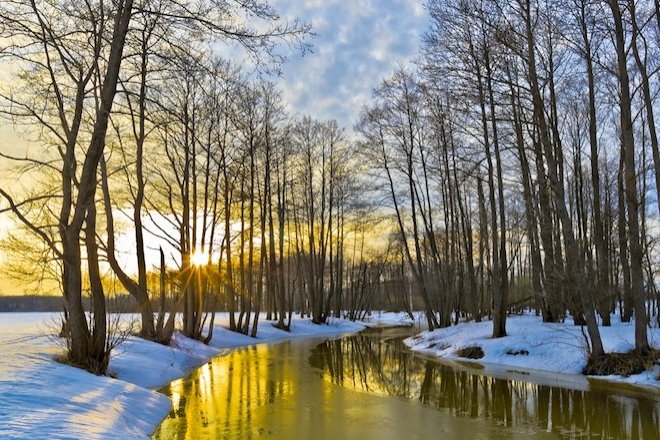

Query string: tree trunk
629 0 660 216
522 0 603 357
608 0 649 350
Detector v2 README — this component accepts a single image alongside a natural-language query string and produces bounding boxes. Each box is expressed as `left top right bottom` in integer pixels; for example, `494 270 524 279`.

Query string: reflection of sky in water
154 329 660 440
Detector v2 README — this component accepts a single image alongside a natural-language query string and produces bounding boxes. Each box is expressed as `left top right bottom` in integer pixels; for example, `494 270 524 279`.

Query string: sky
267 0 428 129
0 0 430 294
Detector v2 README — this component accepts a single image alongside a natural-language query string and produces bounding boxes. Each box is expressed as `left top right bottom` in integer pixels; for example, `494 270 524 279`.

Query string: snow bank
0 312 368 439
202 313 366 350
0 313 171 440
404 314 660 388
108 332 224 389
359 311 417 327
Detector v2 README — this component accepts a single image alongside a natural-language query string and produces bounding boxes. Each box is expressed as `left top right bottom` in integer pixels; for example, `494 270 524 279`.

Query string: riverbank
0 312 411 439
404 313 660 389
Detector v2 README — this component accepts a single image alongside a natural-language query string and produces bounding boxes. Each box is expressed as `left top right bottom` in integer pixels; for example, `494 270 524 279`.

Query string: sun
191 250 209 266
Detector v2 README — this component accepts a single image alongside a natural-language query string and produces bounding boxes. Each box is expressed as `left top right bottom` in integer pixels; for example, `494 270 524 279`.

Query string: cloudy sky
267 0 428 129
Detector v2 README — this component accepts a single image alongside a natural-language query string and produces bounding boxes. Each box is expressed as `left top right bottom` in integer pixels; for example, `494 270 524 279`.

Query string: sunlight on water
153 328 660 440
155 343 301 439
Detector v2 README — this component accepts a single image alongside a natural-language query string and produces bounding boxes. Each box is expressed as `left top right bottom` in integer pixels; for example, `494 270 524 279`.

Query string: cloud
269 0 428 129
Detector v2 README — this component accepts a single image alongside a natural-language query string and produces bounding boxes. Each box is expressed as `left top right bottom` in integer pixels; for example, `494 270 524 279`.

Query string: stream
152 327 660 439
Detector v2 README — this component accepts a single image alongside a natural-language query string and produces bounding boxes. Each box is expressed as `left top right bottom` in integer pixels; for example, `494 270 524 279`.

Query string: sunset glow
0 0 658 438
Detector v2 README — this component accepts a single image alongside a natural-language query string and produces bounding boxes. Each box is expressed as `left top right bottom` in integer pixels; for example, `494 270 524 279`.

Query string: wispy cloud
270 0 428 129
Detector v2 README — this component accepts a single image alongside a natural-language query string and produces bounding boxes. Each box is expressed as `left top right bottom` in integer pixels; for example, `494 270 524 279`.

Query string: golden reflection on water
157 343 297 439
153 329 660 440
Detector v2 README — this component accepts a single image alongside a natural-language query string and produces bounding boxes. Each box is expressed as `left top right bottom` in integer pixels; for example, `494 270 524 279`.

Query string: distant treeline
0 289 420 315
0 295 143 313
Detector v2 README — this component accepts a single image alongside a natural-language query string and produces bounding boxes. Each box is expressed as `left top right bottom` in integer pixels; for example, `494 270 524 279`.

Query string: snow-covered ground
358 310 417 327
405 313 660 388
0 312 372 439
0 313 171 439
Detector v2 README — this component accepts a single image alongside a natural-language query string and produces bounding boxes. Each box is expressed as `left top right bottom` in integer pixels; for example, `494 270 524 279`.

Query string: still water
153 327 660 439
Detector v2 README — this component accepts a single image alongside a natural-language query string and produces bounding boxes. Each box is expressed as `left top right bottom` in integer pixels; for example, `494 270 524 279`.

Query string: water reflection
155 343 298 439
153 333 548 440
309 329 660 439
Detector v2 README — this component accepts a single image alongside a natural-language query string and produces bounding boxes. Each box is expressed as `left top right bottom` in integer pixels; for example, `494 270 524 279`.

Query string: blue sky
269 0 428 129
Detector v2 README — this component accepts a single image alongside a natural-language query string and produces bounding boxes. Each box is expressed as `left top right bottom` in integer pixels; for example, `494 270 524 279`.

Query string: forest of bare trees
0 0 658 374
356 0 659 361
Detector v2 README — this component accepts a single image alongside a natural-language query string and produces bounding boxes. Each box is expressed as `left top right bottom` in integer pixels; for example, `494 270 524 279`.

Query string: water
153 327 660 439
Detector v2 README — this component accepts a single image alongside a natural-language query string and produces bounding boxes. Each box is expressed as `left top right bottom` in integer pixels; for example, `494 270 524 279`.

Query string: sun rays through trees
0 0 658 376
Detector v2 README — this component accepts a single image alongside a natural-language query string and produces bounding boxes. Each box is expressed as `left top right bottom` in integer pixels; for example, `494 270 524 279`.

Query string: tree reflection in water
309 329 660 440
155 343 299 439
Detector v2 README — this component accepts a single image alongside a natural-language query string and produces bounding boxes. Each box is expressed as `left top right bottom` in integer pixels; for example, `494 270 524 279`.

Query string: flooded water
153 327 660 439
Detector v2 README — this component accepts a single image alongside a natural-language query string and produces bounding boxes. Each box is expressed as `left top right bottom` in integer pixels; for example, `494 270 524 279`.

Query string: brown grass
583 348 660 377
427 341 450 350
456 346 484 359
506 349 529 356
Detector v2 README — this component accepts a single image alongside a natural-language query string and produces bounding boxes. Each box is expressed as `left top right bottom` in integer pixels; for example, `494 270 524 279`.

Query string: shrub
456 346 484 359
583 348 659 377
506 349 529 356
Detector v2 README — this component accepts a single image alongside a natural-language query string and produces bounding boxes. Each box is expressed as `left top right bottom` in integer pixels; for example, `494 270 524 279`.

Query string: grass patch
506 349 529 356
427 341 450 350
456 346 484 359
583 348 659 377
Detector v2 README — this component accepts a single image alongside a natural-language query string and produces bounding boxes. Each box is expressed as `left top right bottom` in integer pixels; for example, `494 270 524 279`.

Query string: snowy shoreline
0 312 412 439
404 313 660 390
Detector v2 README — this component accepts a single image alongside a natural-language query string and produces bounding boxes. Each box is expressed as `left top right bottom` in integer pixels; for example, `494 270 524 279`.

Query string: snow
202 313 367 350
0 313 171 440
359 311 417 327
404 313 660 388
108 332 224 389
0 312 369 439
